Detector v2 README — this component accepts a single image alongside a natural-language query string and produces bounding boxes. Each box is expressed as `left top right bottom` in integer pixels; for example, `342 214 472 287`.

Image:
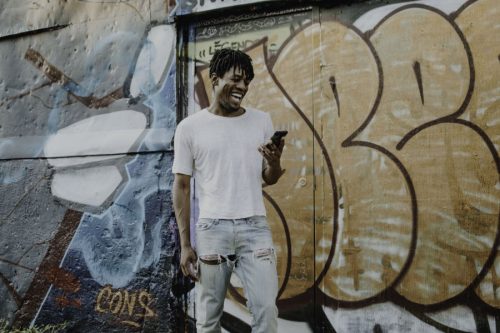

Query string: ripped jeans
195 216 278 333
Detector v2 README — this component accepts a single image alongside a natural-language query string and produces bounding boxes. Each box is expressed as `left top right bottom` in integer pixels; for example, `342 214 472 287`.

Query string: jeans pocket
196 218 217 231
249 216 269 229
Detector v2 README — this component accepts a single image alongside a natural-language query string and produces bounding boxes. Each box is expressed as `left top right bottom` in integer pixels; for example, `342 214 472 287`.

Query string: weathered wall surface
175 0 276 15
188 0 500 332
0 1 187 332
0 0 499 332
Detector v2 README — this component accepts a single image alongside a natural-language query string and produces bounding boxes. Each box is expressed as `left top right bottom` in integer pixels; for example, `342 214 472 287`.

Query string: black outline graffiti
328 9 420 308
263 191 293 298
413 61 424 105
395 4 476 151
187 0 500 330
328 76 340 117
265 18 418 308
369 3 500 312
264 35 340 296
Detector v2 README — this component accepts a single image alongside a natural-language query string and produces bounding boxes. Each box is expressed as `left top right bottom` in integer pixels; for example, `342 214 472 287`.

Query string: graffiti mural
189 0 500 331
1 0 498 332
0 0 188 332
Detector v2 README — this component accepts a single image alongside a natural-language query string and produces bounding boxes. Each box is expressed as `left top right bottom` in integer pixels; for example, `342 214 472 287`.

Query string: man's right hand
180 245 198 281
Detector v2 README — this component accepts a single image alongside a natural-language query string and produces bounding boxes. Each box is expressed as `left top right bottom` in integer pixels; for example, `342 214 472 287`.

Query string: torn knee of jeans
199 254 236 265
253 248 275 261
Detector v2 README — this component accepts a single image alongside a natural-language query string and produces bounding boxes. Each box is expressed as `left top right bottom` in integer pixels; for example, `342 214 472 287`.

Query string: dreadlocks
209 48 254 82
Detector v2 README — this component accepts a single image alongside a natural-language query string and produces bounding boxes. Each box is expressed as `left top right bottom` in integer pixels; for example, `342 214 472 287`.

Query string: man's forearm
173 177 191 248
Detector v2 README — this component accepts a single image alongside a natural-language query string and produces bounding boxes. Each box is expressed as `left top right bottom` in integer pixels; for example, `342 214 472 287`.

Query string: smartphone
270 130 288 146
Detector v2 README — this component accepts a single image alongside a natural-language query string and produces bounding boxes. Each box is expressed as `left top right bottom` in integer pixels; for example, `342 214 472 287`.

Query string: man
172 48 284 333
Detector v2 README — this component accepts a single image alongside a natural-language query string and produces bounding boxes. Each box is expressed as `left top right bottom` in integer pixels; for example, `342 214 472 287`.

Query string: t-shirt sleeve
264 112 274 142
172 121 194 176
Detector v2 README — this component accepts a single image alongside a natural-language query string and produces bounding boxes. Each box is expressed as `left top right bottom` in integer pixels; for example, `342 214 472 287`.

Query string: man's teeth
231 93 242 99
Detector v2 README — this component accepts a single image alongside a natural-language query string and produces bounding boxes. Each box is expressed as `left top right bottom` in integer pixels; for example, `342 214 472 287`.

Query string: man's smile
230 91 244 102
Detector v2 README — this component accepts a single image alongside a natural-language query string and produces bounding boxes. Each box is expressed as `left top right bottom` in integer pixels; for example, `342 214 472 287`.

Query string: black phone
270 130 288 146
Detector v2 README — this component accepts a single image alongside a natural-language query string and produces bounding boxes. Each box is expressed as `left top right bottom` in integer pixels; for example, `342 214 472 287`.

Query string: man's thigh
233 216 278 301
195 219 237 330
233 219 278 332
234 216 275 254
195 218 236 258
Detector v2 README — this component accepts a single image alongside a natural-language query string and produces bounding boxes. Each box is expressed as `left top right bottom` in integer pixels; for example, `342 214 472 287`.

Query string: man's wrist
267 160 281 170
181 243 192 250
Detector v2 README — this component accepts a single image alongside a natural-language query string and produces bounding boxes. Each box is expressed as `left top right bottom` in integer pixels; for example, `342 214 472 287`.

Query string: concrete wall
0 1 185 332
0 0 499 332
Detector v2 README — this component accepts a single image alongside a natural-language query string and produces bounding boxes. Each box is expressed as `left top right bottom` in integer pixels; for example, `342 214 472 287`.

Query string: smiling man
172 48 284 332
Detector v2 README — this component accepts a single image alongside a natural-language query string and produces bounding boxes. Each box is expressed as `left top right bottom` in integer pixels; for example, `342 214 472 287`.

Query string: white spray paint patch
354 0 469 33
51 166 123 206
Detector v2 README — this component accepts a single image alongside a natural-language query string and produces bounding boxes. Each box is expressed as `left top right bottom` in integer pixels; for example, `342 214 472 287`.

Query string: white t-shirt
172 108 274 219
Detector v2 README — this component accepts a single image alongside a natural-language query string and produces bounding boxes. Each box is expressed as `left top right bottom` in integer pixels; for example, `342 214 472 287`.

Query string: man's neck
208 103 245 117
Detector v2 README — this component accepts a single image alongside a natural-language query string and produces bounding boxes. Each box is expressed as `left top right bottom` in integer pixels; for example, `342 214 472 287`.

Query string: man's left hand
258 139 284 166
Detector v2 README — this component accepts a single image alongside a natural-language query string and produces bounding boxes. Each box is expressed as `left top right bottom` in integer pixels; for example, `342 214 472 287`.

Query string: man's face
213 66 251 112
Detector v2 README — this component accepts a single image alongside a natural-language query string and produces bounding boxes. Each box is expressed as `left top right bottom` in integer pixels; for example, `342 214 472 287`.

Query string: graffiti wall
0 0 188 332
187 0 500 332
0 0 498 332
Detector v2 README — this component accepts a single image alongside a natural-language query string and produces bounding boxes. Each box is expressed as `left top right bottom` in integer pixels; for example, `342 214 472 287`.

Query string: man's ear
210 74 218 88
